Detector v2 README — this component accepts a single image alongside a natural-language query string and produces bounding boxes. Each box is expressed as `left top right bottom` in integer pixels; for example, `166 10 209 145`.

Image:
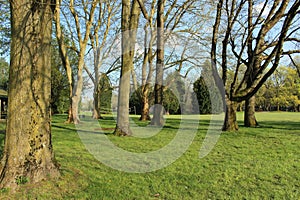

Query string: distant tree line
255 65 300 112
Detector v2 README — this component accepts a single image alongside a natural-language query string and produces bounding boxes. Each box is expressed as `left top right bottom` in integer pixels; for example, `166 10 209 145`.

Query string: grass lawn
0 112 299 199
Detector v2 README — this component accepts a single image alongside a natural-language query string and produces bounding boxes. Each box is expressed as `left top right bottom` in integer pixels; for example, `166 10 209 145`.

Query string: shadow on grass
258 121 300 131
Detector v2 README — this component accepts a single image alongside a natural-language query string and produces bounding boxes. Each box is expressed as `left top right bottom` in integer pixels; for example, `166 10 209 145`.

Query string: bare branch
136 0 149 21
288 54 300 77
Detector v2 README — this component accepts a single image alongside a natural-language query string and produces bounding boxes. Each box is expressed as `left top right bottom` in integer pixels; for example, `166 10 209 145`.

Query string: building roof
0 89 8 98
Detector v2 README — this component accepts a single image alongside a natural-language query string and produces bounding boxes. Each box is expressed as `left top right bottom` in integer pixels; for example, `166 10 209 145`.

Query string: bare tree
0 0 60 189
54 0 74 123
85 0 120 119
54 0 98 124
211 0 300 131
136 0 199 122
135 0 156 121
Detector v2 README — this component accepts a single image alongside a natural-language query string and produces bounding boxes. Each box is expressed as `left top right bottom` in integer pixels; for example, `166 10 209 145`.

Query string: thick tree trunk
0 0 60 189
244 95 258 127
114 0 140 136
223 97 239 131
115 0 132 136
71 54 85 124
140 85 151 121
151 0 164 126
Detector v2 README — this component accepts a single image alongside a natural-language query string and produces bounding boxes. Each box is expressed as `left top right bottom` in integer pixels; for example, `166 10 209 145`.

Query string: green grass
0 112 299 199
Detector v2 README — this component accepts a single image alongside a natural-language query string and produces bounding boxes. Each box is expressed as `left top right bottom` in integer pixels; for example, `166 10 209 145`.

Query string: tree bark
68 0 98 124
139 26 155 122
140 84 151 121
71 94 81 124
151 0 165 126
65 78 75 123
223 97 239 131
92 50 102 119
92 89 103 119
244 95 258 127
114 0 140 136
0 0 60 189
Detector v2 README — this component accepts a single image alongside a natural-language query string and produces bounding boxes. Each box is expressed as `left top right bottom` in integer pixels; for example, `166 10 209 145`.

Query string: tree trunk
0 0 60 189
92 88 103 119
151 0 165 126
71 95 80 124
65 81 74 123
54 1 74 123
66 104 73 123
115 0 132 136
92 48 102 119
55 0 97 124
244 95 258 127
139 8 155 122
71 60 85 124
223 97 239 131
140 84 151 121
114 0 140 136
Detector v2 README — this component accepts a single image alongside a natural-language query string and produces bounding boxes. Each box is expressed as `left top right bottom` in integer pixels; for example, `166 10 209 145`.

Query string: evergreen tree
193 76 212 114
99 74 113 114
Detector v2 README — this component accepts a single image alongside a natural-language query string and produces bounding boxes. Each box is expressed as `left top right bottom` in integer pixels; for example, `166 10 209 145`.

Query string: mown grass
0 112 299 199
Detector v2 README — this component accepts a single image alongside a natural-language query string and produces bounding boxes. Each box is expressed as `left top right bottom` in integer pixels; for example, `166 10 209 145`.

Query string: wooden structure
0 89 8 119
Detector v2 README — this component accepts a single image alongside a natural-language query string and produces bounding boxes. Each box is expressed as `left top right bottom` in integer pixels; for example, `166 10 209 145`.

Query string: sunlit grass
0 112 299 199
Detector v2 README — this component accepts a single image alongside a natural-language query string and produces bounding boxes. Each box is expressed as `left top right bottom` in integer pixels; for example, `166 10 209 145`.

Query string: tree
114 0 141 136
53 1 74 122
129 86 153 115
164 71 186 114
211 0 300 131
135 0 157 121
0 0 59 189
0 1 10 90
99 74 113 114
162 87 180 114
136 0 201 121
256 66 300 111
84 0 120 119
51 41 70 114
0 0 10 56
150 0 165 126
289 56 300 78
193 76 211 114
0 58 9 90
129 84 180 115
54 0 98 124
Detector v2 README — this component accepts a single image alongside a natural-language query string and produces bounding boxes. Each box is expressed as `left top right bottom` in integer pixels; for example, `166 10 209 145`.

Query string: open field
0 112 299 199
